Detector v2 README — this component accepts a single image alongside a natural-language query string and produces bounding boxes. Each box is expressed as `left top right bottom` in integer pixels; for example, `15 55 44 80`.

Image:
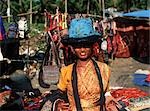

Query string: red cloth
107 37 113 54
52 34 59 42
0 90 11 104
114 34 130 58
24 96 42 110
92 42 100 58
145 74 150 82
110 88 149 106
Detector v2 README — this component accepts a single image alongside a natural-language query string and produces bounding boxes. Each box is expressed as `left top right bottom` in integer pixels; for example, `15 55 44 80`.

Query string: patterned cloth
57 60 110 111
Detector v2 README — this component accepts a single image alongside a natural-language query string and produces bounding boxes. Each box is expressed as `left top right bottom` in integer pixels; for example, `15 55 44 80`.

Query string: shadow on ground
132 56 150 64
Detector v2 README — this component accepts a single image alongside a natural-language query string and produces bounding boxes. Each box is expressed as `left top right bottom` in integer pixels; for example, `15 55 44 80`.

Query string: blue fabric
123 10 150 18
133 74 150 87
0 16 6 40
69 18 100 39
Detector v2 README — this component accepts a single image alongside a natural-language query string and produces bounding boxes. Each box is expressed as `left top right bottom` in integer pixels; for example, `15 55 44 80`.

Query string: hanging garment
114 34 130 58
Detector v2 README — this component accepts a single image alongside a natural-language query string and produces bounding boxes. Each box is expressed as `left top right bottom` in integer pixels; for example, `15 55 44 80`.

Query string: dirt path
110 57 149 93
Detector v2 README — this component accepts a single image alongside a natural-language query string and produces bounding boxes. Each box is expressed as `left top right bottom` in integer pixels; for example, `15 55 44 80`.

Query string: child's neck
77 59 91 67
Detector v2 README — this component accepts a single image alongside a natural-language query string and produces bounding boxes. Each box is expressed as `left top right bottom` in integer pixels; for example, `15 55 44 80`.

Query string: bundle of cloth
132 69 150 87
110 87 150 111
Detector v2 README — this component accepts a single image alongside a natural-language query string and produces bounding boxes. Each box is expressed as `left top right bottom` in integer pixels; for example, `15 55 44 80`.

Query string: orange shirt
57 60 110 111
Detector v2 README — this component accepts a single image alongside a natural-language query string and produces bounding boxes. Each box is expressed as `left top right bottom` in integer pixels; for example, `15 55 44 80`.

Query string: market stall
113 10 150 63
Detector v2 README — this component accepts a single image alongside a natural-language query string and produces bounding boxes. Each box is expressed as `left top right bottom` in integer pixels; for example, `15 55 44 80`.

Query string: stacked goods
110 88 149 106
129 96 150 111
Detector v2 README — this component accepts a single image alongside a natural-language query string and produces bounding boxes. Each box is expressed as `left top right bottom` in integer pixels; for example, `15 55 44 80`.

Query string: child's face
74 44 92 61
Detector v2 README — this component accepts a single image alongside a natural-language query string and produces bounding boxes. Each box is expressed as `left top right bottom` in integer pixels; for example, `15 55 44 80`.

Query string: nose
80 47 86 51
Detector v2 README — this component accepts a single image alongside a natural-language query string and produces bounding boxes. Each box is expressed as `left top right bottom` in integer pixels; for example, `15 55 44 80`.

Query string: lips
80 52 86 56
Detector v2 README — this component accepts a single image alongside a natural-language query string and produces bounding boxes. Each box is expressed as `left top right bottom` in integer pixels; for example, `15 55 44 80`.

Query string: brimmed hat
61 18 101 46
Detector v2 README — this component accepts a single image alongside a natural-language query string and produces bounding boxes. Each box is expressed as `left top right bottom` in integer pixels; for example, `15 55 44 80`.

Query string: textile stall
113 10 150 63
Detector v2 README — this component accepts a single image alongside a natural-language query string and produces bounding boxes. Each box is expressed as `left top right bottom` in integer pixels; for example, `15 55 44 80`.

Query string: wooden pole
102 0 105 19
98 0 102 16
30 0 32 25
2 11 38 19
64 0 68 29
65 0 67 14
87 0 90 14
7 0 10 23
19 0 22 6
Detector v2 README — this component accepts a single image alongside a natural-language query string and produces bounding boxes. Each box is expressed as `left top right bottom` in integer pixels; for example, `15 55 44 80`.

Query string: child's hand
54 99 71 111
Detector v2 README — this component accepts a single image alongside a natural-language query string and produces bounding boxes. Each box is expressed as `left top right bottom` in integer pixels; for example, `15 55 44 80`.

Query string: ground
31 57 150 94
110 57 149 93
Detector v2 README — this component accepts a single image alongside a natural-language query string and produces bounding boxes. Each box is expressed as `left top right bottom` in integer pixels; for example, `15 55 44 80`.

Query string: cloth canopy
123 10 150 18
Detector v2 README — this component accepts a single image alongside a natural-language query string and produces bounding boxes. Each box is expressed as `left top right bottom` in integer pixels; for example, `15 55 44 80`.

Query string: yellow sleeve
57 66 68 91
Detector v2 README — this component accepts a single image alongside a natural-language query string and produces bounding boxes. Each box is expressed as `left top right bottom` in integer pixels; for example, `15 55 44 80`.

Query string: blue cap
61 18 101 45
69 18 100 38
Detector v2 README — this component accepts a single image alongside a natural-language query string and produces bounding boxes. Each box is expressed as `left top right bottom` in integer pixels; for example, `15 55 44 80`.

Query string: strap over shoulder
71 59 106 111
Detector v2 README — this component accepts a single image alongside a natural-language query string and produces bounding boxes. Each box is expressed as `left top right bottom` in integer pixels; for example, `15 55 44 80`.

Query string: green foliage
105 0 115 9
29 23 44 37
116 0 148 11
116 0 127 11
0 0 7 16
1 0 149 23
135 0 148 9
36 40 46 51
